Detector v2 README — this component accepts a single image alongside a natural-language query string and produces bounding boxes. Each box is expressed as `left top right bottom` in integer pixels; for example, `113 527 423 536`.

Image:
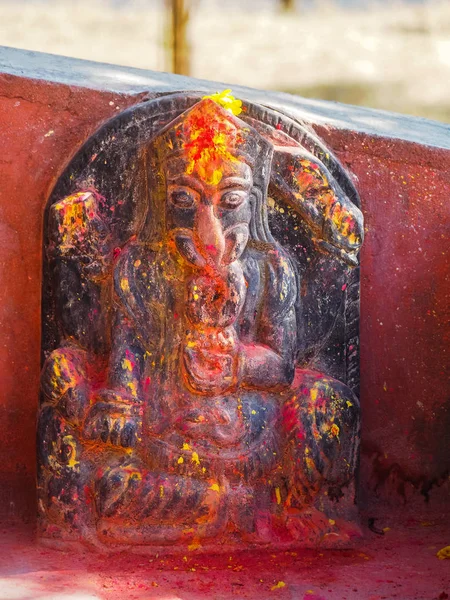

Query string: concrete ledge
1 45 449 151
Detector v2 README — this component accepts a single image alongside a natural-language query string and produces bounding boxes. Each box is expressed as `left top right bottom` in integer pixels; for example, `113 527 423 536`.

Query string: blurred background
0 0 449 122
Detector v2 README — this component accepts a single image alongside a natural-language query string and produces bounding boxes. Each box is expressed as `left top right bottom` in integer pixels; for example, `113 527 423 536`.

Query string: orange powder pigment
181 98 245 185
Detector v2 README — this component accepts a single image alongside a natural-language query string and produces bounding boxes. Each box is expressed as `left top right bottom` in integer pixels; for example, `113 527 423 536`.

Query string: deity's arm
105 308 147 404
239 309 296 390
83 246 163 445
47 191 115 355
83 306 146 446
270 146 364 266
102 244 165 401
239 250 297 391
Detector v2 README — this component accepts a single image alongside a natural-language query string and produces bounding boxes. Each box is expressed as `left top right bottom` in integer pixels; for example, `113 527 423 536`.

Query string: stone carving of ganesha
38 91 364 551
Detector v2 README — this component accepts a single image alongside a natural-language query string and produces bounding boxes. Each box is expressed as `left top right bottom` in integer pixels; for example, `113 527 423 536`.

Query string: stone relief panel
38 91 364 551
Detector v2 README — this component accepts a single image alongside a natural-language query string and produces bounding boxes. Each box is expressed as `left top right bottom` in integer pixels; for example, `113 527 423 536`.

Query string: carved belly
143 391 281 483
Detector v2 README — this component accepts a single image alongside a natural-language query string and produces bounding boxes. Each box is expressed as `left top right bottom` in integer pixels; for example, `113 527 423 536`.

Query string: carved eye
169 187 198 209
220 190 247 210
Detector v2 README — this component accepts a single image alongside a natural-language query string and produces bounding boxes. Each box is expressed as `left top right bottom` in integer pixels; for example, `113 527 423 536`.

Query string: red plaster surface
314 127 450 504
0 72 449 523
1 509 449 599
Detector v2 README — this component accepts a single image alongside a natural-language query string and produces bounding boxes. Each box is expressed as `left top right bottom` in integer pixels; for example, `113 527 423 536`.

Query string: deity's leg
94 462 228 545
280 368 361 545
38 347 230 548
38 346 95 540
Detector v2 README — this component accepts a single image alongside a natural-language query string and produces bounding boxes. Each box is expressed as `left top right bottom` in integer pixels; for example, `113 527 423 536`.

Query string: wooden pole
169 0 190 76
280 0 296 11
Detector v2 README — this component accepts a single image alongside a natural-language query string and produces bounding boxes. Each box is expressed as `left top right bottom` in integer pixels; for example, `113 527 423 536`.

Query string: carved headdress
141 95 275 244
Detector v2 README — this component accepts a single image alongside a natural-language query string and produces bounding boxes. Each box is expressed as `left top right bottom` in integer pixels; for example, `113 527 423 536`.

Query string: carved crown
152 98 272 185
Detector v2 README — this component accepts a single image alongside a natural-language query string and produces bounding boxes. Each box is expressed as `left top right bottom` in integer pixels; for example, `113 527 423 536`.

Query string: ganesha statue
38 91 364 551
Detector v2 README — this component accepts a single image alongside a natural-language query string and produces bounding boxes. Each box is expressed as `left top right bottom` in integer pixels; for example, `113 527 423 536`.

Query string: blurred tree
167 0 190 76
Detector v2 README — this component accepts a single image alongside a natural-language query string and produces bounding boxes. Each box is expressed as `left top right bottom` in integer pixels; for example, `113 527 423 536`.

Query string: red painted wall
0 73 448 521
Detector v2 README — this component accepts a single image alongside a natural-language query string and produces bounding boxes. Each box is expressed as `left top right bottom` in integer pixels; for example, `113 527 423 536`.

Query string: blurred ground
0 0 449 122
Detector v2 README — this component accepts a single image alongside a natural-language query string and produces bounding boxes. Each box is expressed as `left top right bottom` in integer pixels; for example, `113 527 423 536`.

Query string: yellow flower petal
203 89 242 116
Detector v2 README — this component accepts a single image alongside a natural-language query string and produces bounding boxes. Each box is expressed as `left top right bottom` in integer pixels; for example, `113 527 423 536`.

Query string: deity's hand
182 327 239 395
321 200 364 255
83 391 142 448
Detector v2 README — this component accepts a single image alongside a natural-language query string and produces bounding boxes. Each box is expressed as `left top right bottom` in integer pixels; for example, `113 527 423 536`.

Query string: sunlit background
0 0 449 122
